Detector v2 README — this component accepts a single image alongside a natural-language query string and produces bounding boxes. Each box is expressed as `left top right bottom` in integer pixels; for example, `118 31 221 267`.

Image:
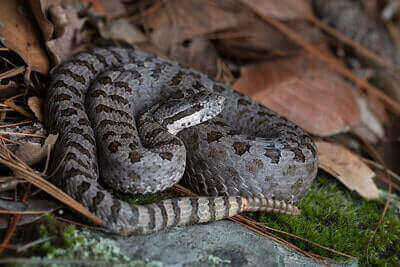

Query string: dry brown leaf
95 0 126 17
351 95 385 144
240 0 313 20
97 18 147 45
4 99 34 119
233 54 361 136
170 38 219 77
14 134 57 166
27 96 44 122
316 140 379 200
144 0 239 51
31 1 85 66
0 0 50 74
0 80 19 99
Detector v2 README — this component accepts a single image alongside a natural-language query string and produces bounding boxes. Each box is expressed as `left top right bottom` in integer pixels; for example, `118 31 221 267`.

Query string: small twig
0 132 45 138
0 66 25 81
0 209 49 215
0 120 34 128
308 16 399 73
16 237 55 252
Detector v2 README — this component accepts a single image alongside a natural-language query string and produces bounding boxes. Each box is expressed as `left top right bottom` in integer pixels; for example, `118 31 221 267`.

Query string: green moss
250 176 400 265
30 215 161 266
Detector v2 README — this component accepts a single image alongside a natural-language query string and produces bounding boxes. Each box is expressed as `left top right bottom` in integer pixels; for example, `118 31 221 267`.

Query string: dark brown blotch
129 141 138 150
120 132 134 139
159 152 173 161
213 84 225 93
92 191 105 210
129 151 143 163
264 149 281 164
114 81 132 92
77 181 91 196
102 131 117 141
111 200 121 219
60 108 78 117
109 49 123 62
192 81 206 90
110 94 129 104
306 143 317 158
170 71 185 86
68 141 91 158
78 118 90 126
58 69 86 84
52 80 82 98
72 102 84 110
73 59 96 75
95 104 112 114
233 142 250 156
89 51 107 65
128 171 139 180
90 89 107 98
97 76 113 85
108 141 122 153
207 131 223 143
290 148 305 162
238 99 251 106
64 167 93 180
53 93 72 102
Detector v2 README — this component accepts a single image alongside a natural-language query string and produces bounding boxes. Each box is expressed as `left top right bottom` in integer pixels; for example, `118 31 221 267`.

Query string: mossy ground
248 175 400 266
31 176 400 265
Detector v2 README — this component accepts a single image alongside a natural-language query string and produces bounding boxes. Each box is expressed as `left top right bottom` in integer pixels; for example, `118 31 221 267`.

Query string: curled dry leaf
31 1 85 66
0 0 49 73
170 38 219 77
233 54 361 136
15 134 57 166
316 140 379 200
143 0 239 51
351 95 385 144
97 18 147 45
27 96 44 122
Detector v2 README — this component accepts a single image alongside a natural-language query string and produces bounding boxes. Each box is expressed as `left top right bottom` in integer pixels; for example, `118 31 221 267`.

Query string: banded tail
116 196 300 235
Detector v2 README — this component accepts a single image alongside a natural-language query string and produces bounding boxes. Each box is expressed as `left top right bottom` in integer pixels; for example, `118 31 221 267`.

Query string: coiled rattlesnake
46 47 318 235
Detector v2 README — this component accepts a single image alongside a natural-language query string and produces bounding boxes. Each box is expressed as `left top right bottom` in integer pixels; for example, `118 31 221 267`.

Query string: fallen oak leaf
233 54 360 136
316 140 379 200
0 0 49 74
14 134 57 166
27 96 43 122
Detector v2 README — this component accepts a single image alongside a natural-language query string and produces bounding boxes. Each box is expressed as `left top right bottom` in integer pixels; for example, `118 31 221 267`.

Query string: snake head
152 91 225 135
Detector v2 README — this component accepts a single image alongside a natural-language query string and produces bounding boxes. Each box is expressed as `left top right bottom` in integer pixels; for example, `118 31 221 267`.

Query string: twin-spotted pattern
46 47 317 235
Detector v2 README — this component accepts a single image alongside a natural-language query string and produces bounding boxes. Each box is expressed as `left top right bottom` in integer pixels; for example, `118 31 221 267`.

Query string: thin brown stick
0 120 34 128
0 184 30 254
308 16 399 73
0 66 25 81
0 209 49 215
0 141 102 226
0 132 45 138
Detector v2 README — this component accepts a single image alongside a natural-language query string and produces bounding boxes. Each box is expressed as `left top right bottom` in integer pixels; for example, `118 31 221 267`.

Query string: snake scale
46 47 318 236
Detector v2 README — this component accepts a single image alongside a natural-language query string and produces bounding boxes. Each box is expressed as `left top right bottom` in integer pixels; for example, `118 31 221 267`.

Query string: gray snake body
46 47 318 235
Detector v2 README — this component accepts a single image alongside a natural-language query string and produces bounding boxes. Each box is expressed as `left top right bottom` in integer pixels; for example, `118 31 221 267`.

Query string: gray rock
93 220 358 267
